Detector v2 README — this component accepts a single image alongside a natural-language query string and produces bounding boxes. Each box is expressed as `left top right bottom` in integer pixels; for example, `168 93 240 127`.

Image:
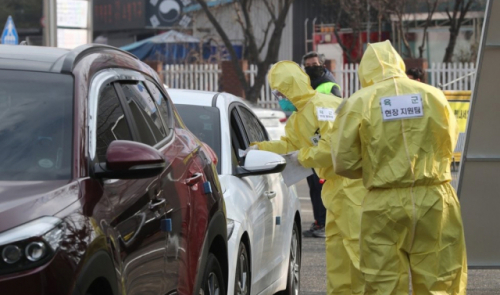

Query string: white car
249 106 287 140
168 89 302 295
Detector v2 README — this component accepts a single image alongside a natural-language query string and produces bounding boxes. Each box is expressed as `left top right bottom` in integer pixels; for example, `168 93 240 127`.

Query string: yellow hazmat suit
253 61 366 295
332 41 467 295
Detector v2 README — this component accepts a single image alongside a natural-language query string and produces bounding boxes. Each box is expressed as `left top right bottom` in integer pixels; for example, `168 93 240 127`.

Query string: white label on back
380 94 424 121
317 107 336 121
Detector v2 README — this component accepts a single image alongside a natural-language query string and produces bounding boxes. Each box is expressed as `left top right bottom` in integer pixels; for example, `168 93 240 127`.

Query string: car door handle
185 173 203 186
265 191 276 199
149 198 166 210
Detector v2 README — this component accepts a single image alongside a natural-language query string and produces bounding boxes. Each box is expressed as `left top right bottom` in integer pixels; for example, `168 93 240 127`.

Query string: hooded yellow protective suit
254 61 367 295
332 41 467 295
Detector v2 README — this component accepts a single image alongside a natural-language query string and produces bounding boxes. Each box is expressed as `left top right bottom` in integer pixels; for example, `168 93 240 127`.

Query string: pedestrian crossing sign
1 16 18 45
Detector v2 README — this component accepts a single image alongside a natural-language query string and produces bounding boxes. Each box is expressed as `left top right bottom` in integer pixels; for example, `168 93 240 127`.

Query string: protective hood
358 40 407 88
268 61 316 110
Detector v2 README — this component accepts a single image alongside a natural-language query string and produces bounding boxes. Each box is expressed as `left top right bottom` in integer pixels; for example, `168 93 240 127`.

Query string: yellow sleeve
331 97 363 179
297 106 335 168
253 114 299 154
254 138 294 155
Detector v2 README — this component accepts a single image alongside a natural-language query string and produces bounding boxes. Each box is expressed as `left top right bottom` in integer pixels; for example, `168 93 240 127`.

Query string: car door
229 104 277 292
236 106 288 280
93 80 170 295
143 79 219 295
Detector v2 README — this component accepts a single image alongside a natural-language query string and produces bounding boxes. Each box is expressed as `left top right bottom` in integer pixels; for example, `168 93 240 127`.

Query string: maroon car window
96 84 133 161
144 80 170 128
238 107 268 143
120 82 167 146
0 70 73 180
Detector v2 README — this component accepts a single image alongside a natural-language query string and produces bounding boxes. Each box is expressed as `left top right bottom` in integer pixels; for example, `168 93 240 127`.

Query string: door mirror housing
235 150 286 177
93 140 167 179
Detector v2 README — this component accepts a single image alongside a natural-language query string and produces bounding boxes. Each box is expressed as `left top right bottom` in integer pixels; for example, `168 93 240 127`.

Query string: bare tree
373 0 418 58
193 0 293 104
418 0 441 58
330 0 370 63
320 0 392 62
443 0 478 63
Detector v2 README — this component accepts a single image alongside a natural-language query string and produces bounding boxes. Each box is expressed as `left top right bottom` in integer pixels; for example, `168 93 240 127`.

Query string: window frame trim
143 78 175 131
88 68 173 163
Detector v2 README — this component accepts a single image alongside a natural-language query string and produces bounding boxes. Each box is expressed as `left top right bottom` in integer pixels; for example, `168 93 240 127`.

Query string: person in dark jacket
406 67 425 82
300 51 342 238
303 51 342 98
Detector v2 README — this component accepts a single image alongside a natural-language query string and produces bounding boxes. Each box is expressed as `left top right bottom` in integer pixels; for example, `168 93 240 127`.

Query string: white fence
163 64 221 91
333 64 362 98
427 62 476 91
162 62 476 108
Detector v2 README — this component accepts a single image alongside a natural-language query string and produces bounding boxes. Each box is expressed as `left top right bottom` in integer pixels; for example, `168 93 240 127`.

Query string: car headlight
227 218 235 240
0 216 65 275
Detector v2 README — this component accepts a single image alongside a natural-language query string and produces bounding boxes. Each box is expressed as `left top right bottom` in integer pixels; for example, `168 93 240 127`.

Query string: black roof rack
61 44 139 74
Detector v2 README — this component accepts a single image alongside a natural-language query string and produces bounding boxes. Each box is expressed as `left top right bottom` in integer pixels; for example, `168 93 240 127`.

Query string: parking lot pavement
295 179 500 295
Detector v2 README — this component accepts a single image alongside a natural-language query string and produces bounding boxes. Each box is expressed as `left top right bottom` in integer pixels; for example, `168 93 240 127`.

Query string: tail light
279 117 287 123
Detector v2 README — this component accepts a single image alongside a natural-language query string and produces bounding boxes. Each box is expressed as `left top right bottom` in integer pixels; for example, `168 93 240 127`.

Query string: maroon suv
0 44 227 295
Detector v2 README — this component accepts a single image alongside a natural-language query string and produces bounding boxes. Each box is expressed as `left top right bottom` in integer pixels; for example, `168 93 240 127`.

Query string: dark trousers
306 170 326 226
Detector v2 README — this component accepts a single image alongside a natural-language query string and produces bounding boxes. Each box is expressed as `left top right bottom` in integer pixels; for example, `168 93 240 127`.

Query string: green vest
316 82 341 94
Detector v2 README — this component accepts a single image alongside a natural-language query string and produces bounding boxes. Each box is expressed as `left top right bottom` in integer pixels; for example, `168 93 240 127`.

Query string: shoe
303 221 320 238
311 225 326 238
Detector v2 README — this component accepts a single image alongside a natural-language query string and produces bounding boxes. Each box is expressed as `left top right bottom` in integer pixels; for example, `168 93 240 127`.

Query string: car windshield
175 104 222 173
0 70 73 181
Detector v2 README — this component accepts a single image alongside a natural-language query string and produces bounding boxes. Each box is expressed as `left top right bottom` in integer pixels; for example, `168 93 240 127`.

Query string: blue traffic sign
2 16 18 45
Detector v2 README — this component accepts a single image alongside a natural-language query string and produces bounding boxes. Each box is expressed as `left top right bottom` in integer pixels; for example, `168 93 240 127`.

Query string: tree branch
419 0 439 58
240 0 261 62
258 18 274 54
333 7 356 63
193 0 249 92
263 0 293 65
262 0 277 22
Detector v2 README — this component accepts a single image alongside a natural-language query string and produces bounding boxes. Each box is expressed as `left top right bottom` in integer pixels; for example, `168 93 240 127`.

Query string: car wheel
235 242 250 295
277 222 301 295
201 253 226 295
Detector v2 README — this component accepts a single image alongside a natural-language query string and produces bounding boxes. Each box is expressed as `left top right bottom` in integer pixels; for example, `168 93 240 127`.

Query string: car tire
277 221 301 295
201 253 226 295
234 242 250 295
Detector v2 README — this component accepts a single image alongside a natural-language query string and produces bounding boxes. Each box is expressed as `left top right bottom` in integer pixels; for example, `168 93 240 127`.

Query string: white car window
237 107 269 142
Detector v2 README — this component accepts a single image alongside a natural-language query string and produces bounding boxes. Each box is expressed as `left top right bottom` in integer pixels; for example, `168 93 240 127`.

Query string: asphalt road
295 179 500 295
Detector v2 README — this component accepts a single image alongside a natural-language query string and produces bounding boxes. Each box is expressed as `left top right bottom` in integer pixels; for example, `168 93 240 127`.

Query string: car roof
0 44 139 73
0 45 71 72
167 88 246 108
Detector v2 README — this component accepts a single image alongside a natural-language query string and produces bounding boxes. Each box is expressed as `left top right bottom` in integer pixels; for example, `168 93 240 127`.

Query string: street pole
43 0 57 47
367 0 370 44
87 0 93 44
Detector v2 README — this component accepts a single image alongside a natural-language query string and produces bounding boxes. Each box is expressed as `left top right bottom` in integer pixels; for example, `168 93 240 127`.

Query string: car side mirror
235 150 286 177
93 140 167 179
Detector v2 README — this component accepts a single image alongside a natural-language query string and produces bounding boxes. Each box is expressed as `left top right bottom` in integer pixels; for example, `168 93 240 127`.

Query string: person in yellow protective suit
332 40 467 295
249 61 367 295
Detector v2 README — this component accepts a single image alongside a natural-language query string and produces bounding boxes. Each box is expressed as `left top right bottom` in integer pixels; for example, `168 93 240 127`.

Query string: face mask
305 66 325 80
278 99 297 112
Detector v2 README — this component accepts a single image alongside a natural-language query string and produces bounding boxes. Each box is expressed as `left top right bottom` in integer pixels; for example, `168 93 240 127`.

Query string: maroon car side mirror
93 140 167 179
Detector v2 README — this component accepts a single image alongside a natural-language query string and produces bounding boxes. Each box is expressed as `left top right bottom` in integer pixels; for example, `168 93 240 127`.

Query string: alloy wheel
206 272 221 295
289 227 300 295
235 243 249 295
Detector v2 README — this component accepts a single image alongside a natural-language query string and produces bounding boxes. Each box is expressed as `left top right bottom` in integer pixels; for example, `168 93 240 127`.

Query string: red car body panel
0 46 226 295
